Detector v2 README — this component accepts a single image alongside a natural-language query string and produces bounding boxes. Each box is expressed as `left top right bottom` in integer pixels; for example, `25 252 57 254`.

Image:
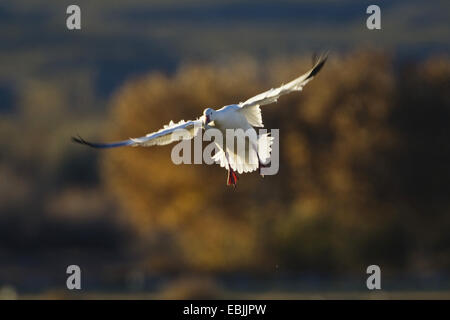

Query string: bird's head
203 108 215 125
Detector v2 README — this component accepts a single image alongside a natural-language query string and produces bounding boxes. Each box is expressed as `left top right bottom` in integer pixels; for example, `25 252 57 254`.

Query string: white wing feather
73 118 204 149
238 53 328 111
131 119 203 147
212 132 274 174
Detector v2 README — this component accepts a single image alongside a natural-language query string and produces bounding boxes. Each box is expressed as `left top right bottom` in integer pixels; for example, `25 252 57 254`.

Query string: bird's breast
215 109 251 131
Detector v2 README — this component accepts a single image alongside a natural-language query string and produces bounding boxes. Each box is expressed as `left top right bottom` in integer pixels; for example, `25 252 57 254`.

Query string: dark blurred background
0 0 449 299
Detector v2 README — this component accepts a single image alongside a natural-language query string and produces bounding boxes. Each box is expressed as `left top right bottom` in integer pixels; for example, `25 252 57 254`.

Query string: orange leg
227 165 239 187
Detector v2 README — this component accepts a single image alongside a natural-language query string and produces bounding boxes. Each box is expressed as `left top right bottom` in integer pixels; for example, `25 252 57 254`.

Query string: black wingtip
308 51 329 79
72 135 83 144
71 134 133 149
72 134 95 148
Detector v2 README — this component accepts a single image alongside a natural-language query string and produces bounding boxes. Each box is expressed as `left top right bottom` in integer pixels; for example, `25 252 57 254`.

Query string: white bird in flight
73 53 327 186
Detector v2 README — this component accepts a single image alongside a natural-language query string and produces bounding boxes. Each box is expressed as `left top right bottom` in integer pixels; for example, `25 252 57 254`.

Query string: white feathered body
211 105 273 174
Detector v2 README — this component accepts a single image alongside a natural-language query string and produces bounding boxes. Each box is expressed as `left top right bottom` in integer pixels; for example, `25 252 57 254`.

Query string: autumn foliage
98 51 450 275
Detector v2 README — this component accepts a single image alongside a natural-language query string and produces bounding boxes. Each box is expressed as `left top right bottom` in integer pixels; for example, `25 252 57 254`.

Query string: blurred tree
101 51 450 276
390 55 450 273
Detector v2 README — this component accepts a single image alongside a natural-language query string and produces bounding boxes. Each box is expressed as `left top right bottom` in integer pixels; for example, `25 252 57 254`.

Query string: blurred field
1 1 450 299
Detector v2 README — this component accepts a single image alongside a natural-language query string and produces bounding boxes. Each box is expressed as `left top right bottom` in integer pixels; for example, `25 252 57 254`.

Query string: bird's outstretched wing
72 118 204 149
237 52 328 127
